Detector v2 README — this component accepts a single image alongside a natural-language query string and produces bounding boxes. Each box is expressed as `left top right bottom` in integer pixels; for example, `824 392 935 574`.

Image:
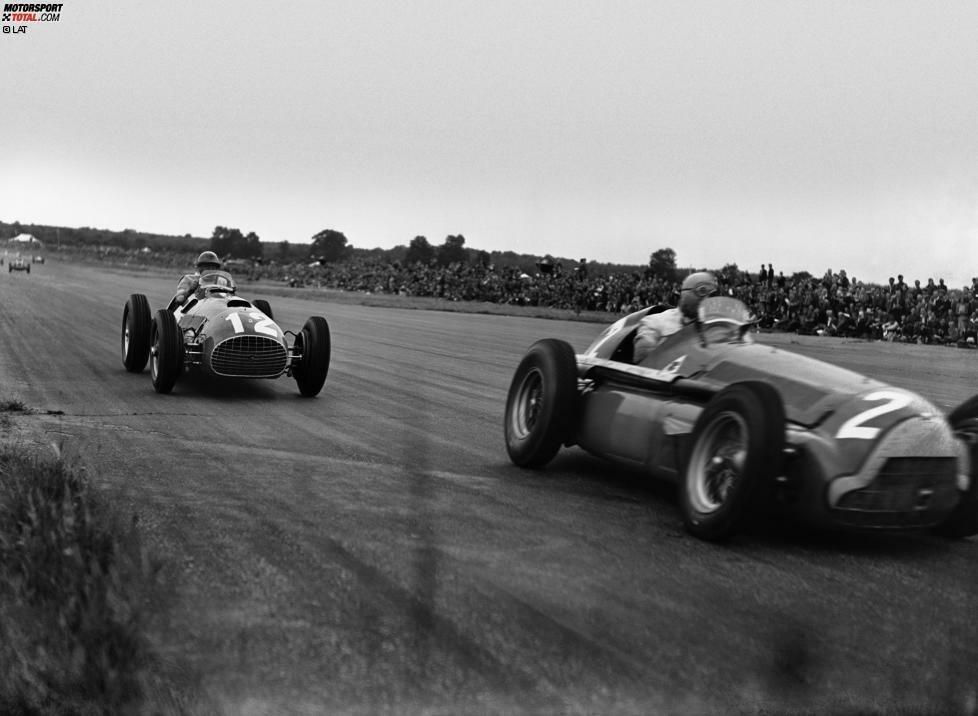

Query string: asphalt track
1 260 977 715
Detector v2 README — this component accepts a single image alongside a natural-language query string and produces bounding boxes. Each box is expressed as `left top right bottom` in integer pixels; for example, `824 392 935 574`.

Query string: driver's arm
173 274 198 305
633 320 664 364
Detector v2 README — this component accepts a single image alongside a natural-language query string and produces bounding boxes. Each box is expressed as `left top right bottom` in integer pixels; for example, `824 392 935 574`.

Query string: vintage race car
8 256 30 273
120 270 331 397
504 297 978 541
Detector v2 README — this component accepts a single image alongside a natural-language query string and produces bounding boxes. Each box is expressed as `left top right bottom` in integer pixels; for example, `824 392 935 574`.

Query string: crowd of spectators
58 244 978 347
725 266 978 347
259 257 978 347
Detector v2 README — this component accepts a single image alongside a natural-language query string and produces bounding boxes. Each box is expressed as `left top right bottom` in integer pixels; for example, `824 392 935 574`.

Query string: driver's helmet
678 271 718 318
196 251 221 271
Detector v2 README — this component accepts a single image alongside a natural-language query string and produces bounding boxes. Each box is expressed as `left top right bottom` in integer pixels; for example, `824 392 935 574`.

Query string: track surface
1 261 977 714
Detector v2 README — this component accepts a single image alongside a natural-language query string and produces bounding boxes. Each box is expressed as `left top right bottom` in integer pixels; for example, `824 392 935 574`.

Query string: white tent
10 233 42 246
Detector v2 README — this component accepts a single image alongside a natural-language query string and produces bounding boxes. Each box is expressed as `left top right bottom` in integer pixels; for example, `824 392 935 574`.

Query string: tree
718 263 740 281
310 229 350 263
436 234 467 266
244 231 263 260
210 226 263 259
405 235 434 265
648 248 678 282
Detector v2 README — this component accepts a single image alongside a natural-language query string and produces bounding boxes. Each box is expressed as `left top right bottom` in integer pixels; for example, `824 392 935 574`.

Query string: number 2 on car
225 311 278 336
836 391 911 440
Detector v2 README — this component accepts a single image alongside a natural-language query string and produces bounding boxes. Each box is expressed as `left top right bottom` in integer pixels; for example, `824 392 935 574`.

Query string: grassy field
0 402 180 714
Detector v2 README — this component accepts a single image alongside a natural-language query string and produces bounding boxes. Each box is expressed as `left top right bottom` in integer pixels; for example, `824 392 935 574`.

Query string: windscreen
198 270 237 293
697 297 753 345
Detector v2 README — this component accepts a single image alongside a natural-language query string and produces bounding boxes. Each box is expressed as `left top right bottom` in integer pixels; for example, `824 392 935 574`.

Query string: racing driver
633 271 718 363
172 251 224 307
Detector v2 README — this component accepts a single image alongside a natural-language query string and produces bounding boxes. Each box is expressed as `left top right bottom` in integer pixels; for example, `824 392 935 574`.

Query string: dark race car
121 270 330 397
504 297 978 541
8 256 30 273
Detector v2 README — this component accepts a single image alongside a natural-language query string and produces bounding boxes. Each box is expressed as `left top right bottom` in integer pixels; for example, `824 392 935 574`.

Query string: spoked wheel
292 316 331 397
504 339 578 468
150 309 184 394
681 382 784 541
121 293 152 372
687 412 750 512
934 395 978 538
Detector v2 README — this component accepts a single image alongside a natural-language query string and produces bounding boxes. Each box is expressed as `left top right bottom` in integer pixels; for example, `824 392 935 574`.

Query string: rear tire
934 396 978 538
293 316 330 397
121 294 152 373
503 339 578 468
680 382 785 541
253 299 273 321
150 309 183 394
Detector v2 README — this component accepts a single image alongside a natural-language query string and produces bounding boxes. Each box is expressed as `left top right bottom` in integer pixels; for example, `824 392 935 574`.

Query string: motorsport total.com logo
2 3 63 34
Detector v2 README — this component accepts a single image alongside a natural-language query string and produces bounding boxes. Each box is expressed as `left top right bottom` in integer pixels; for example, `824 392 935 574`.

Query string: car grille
834 457 959 528
211 335 287 378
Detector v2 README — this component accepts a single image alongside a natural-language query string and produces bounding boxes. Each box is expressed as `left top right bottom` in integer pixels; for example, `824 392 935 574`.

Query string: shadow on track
117 368 300 403
498 448 967 556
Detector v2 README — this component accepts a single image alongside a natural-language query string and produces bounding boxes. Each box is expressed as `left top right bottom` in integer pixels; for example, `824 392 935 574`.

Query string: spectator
882 314 900 341
957 287 973 340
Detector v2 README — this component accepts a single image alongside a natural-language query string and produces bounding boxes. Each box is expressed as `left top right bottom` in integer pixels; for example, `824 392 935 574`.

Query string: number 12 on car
225 312 278 337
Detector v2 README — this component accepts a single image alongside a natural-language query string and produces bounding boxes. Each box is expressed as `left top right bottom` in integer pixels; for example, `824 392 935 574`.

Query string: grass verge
0 399 28 413
0 445 177 714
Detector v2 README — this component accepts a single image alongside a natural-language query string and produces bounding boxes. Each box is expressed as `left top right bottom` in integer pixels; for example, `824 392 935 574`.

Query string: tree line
1 220 655 277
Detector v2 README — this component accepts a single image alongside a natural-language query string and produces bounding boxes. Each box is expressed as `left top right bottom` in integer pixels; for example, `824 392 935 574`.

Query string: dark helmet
196 251 221 270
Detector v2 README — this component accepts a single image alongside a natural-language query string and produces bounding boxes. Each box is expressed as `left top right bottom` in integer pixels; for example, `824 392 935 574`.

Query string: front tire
680 382 785 541
504 339 578 468
934 396 978 538
121 294 152 373
292 316 330 397
253 299 273 321
150 309 183 394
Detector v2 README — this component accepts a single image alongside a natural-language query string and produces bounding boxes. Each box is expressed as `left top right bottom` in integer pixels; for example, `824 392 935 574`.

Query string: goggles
683 283 717 298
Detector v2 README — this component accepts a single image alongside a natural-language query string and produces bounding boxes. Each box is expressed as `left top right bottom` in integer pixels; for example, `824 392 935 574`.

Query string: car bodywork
171 271 291 381
504 297 977 540
8 256 30 273
121 270 331 397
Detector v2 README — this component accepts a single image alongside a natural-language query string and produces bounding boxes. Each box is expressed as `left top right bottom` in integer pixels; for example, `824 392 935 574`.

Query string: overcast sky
3 1 977 285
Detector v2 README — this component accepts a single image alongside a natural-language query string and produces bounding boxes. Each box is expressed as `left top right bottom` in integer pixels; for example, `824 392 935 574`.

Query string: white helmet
679 271 717 318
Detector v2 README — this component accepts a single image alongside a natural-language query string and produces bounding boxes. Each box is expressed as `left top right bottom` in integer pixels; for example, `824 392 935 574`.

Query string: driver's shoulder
638 307 681 328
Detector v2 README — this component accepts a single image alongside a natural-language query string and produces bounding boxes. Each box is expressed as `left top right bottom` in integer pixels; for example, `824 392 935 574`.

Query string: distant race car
504 296 978 541
32 255 45 264
121 270 331 396
8 257 30 273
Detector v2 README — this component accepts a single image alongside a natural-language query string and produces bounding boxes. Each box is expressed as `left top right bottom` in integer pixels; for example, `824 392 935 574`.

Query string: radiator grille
211 335 287 378
834 457 958 528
